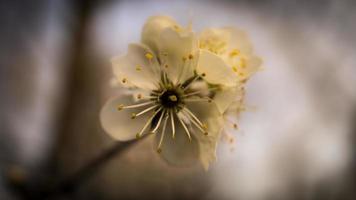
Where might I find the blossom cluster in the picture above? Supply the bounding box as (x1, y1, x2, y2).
(100, 16, 261, 170)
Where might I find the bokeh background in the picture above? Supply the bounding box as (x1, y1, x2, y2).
(1, 0, 356, 199)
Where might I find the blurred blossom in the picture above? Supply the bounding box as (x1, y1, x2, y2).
(100, 15, 260, 170)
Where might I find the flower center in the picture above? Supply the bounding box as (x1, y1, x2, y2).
(116, 74, 214, 153)
(159, 89, 181, 108)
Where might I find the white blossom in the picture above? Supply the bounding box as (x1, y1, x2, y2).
(100, 16, 261, 169)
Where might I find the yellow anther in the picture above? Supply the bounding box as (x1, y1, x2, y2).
(136, 133, 141, 139)
(117, 104, 124, 111)
(131, 113, 136, 119)
(164, 64, 169, 68)
(240, 79, 247, 84)
(238, 72, 245, 78)
(135, 65, 142, 71)
(233, 123, 238, 129)
(201, 73, 206, 77)
(229, 49, 240, 57)
(145, 53, 153, 60)
(202, 123, 208, 130)
(232, 66, 238, 72)
(204, 132, 209, 136)
(169, 95, 178, 102)
(166, 84, 173, 89)
(122, 78, 127, 83)
(188, 54, 194, 60)
(229, 137, 235, 144)
(137, 94, 142, 99)
(157, 148, 162, 153)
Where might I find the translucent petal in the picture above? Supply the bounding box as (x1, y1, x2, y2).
(112, 43, 160, 90)
(214, 86, 243, 114)
(196, 49, 237, 86)
(199, 27, 252, 55)
(141, 16, 180, 54)
(158, 28, 198, 84)
(185, 101, 224, 170)
(100, 95, 155, 141)
(154, 117, 200, 167)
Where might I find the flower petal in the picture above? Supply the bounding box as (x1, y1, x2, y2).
(158, 28, 198, 83)
(214, 86, 243, 114)
(100, 95, 155, 141)
(196, 49, 237, 86)
(185, 101, 224, 170)
(141, 16, 180, 54)
(154, 118, 200, 167)
(112, 43, 160, 90)
(199, 27, 252, 55)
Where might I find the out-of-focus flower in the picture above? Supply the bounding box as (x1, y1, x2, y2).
(100, 16, 261, 169)
(198, 27, 262, 147)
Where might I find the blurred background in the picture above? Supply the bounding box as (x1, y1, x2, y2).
(1, 0, 356, 199)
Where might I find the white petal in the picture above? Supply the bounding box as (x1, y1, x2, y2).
(185, 101, 224, 170)
(214, 86, 243, 114)
(158, 28, 198, 83)
(195, 117, 222, 170)
(199, 27, 252, 55)
(222, 27, 253, 54)
(100, 95, 155, 141)
(112, 43, 160, 90)
(141, 16, 180, 54)
(154, 118, 200, 167)
(197, 49, 237, 86)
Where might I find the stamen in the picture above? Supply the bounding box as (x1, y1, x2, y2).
(132, 105, 158, 118)
(117, 104, 124, 111)
(135, 65, 142, 71)
(150, 110, 166, 134)
(224, 117, 239, 130)
(182, 75, 199, 91)
(122, 78, 127, 83)
(137, 93, 142, 99)
(232, 66, 238, 72)
(183, 107, 205, 128)
(182, 110, 207, 135)
(145, 53, 153, 60)
(119, 101, 154, 110)
(176, 113, 192, 142)
(169, 95, 177, 102)
(157, 114, 169, 153)
(182, 90, 202, 97)
(229, 49, 240, 57)
(233, 123, 238, 129)
(136, 107, 162, 138)
(170, 109, 176, 139)
(184, 97, 213, 103)
(238, 72, 245, 78)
